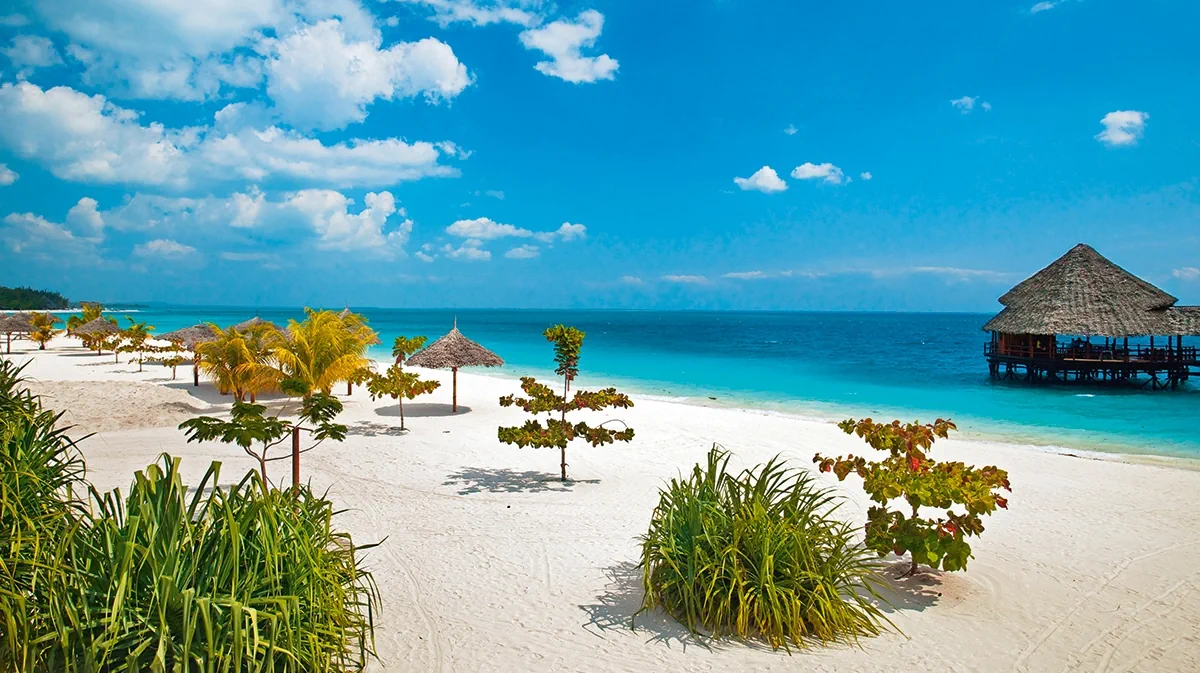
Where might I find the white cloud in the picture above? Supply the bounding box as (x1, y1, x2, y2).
(442, 239, 490, 261)
(518, 10, 618, 83)
(905, 266, 1012, 283)
(134, 238, 198, 257)
(1095, 110, 1149, 147)
(230, 187, 265, 227)
(285, 189, 411, 255)
(446, 216, 531, 239)
(0, 82, 460, 190)
(67, 197, 105, 241)
(505, 244, 540, 259)
(416, 250, 435, 262)
(950, 95, 991, 114)
(1173, 267, 1200, 281)
(619, 275, 643, 285)
(859, 171, 873, 181)
(0, 14, 30, 27)
(3, 35, 62, 76)
(791, 162, 845, 185)
(783, 124, 797, 136)
(1, 196, 107, 257)
(264, 20, 473, 131)
(1029, 1, 1064, 13)
(733, 166, 787, 193)
(402, 0, 541, 27)
(0, 164, 16, 186)
(534, 222, 586, 242)
(722, 270, 766, 280)
(662, 274, 707, 284)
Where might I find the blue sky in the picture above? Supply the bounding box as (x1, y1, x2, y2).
(0, 0, 1197, 311)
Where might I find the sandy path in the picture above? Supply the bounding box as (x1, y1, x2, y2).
(6, 337, 1200, 672)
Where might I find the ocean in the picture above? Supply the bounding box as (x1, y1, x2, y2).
(98, 307, 1200, 459)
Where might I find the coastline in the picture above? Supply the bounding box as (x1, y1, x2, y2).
(7, 336, 1200, 672)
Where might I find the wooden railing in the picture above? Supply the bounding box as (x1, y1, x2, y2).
(985, 342, 1199, 363)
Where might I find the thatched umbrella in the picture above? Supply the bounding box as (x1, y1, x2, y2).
(235, 316, 277, 331)
(72, 317, 120, 355)
(405, 321, 504, 412)
(0, 313, 33, 354)
(158, 323, 218, 387)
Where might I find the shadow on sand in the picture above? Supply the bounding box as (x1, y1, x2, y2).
(442, 467, 599, 495)
(375, 403, 472, 418)
(347, 421, 410, 438)
(871, 558, 948, 613)
(162, 381, 294, 410)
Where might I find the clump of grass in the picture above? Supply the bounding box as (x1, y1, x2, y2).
(637, 445, 890, 650)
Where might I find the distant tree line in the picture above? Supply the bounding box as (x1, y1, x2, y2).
(0, 286, 69, 310)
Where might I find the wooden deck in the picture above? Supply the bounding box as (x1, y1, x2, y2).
(984, 342, 1198, 389)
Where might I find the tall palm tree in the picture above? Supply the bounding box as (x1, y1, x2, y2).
(196, 325, 280, 402)
(28, 312, 61, 350)
(274, 309, 370, 398)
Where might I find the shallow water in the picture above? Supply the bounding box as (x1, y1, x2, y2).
(100, 307, 1200, 459)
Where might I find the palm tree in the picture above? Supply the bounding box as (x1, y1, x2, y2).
(119, 317, 155, 371)
(273, 309, 370, 399)
(66, 303, 118, 353)
(28, 312, 61, 350)
(196, 325, 280, 402)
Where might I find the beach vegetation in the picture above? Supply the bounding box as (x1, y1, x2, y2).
(638, 445, 889, 650)
(180, 395, 347, 487)
(275, 308, 373, 398)
(156, 351, 191, 380)
(66, 303, 117, 353)
(366, 337, 439, 431)
(28, 312, 62, 350)
(117, 316, 155, 371)
(497, 325, 633, 481)
(197, 323, 281, 402)
(814, 418, 1011, 576)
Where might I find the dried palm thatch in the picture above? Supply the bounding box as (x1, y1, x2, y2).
(0, 313, 34, 354)
(405, 324, 504, 412)
(158, 323, 218, 350)
(72, 316, 120, 337)
(983, 244, 1200, 337)
(234, 316, 278, 331)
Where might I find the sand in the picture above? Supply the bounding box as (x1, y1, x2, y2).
(7, 335, 1200, 672)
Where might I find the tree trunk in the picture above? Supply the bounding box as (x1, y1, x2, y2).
(347, 380, 352, 396)
(452, 367, 458, 412)
(259, 455, 268, 485)
(113, 350, 119, 364)
(399, 398, 406, 431)
(171, 366, 177, 380)
(250, 392, 257, 403)
(193, 360, 199, 387)
(560, 374, 569, 481)
(5, 333, 9, 354)
(138, 354, 143, 372)
(292, 425, 301, 491)
(39, 341, 45, 351)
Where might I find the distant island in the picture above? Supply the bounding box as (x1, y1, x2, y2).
(0, 286, 70, 310)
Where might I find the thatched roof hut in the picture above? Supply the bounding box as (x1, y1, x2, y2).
(234, 316, 277, 331)
(406, 324, 504, 412)
(158, 323, 218, 350)
(983, 244, 1200, 337)
(72, 317, 120, 337)
(0, 313, 34, 354)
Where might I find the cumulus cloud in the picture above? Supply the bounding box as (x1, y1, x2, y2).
(791, 162, 845, 185)
(619, 275, 643, 285)
(722, 270, 766, 280)
(534, 222, 586, 242)
(505, 243, 539, 259)
(133, 238, 198, 257)
(2, 197, 108, 257)
(0, 164, 16, 186)
(3, 35, 62, 76)
(284, 189, 412, 255)
(1095, 110, 1149, 147)
(446, 217, 531, 239)
(859, 171, 873, 181)
(442, 239, 490, 261)
(519, 10, 618, 83)
(264, 20, 473, 131)
(662, 274, 707, 284)
(733, 166, 787, 193)
(950, 95, 991, 114)
(402, 0, 541, 27)
(1173, 267, 1200, 281)
(783, 124, 797, 136)
(1029, 1, 1065, 13)
(0, 82, 461, 190)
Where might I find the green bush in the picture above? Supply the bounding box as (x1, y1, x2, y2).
(0, 359, 381, 672)
(638, 445, 890, 650)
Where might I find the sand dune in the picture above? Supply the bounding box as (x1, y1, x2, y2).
(7, 336, 1200, 672)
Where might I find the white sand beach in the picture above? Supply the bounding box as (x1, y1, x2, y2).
(8, 336, 1200, 672)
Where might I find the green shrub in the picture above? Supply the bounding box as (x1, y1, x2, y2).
(638, 445, 889, 650)
(0, 359, 381, 672)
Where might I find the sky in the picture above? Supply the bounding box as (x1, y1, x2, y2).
(0, 0, 1197, 311)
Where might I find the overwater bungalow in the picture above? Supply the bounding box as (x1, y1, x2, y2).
(983, 244, 1200, 389)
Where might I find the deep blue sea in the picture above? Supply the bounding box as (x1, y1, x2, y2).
(100, 307, 1200, 459)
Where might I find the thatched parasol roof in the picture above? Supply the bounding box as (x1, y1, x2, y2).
(234, 316, 277, 331)
(0, 313, 34, 333)
(72, 317, 120, 337)
(983, 244, 1200, 337)
(158, 323, 218, 350)
(406, 327, 504, 369)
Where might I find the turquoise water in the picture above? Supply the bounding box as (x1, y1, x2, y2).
(98, 307, 1200, 459)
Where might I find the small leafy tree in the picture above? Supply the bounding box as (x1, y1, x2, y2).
(179, 394, 347, 488)
(498, 325, 634, 481)
(118, 317, 155, 371)
(814, 418, 1011, 576)
(158, 352, 191, 380)
(28, 312, 62, 350)
(66, 303, 116, 353)
(365, 336, 439, 431)
(100, 332, 124, 363)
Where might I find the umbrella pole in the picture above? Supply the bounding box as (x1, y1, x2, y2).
(452, 367, 458, 412)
